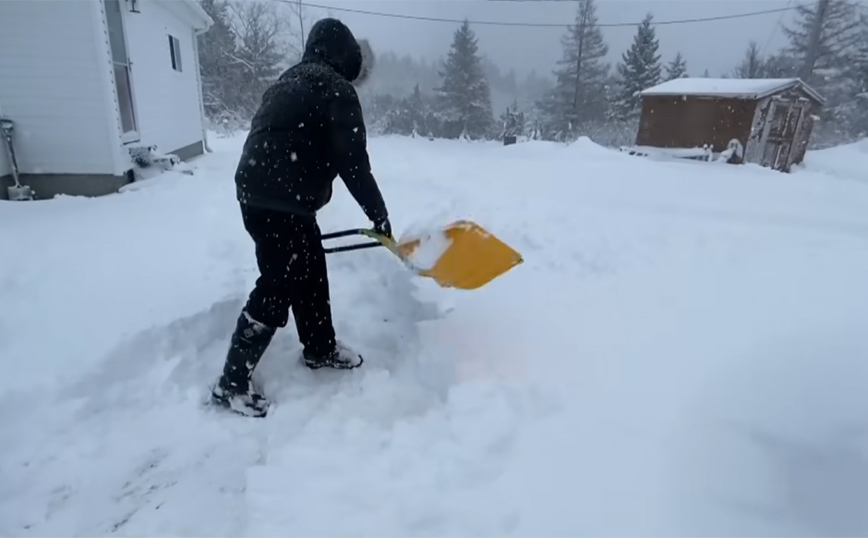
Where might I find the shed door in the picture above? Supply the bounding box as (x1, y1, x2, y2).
(761, 100, 805, 172)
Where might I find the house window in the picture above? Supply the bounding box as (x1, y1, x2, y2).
(169, 35, 182, 72)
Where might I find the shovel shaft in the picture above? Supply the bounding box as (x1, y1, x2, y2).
(321, 228, 386, 254)
(321, 229, 371, 240)
(323, 242, 384, 254)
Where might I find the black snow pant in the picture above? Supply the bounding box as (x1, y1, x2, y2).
(239, 203, 336, 359)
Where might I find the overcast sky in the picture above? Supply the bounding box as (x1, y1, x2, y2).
(297, 0, 823, 79)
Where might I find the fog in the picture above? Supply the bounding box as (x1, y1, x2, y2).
(201, 0, 868, 149)
(302, 0, 799, 78)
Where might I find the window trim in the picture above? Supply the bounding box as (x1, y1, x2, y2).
(169, 35, 182, 72)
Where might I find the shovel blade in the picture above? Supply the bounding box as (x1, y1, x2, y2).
(396, 220, 523, 290)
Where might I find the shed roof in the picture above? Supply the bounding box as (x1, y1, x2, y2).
(639, 77, 824, 103)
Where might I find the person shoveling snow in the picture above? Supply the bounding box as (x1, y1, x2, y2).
(211, 18, 524, 418)
(211, 18, 391, 418)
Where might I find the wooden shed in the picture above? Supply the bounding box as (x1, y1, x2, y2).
(634, 78, 824, 172)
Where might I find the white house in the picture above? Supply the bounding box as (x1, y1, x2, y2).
(0, 0, 213, 200)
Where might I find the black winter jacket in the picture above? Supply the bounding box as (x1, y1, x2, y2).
(234, 18, 388, 224)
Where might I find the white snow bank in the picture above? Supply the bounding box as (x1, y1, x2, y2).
(800, 137, 868, 183)
(568, 135, 626, 158)
(3, 132, 868, 536)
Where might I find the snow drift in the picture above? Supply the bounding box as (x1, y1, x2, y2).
(2, 132, 868, 537)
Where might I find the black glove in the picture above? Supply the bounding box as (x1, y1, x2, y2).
(373, 217, 392, 239)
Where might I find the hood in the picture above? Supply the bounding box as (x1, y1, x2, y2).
(302, 18, 374, 85)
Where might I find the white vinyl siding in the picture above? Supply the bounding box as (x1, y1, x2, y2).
(0, 0, 117, 176)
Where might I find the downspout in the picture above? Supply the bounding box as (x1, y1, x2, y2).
(192, 26, 212, 153)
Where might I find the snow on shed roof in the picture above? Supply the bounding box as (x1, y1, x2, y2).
(640, 77, 824, 103)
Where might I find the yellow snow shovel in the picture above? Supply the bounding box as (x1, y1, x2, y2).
(322, 220, 523, 290)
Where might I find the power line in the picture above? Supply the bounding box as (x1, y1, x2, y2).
(761, 0, 793, 56)
(295, 1, 807, 28)
(481, 0, 604, 2)
(490, 0, 865, 6)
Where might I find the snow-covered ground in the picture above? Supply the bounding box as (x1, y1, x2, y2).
(2, 133, 868, 537)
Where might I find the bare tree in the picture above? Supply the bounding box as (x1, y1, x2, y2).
(732, 41, 765, 78)
(286, 0, 311, 55)
(541, 0, 610, 137)
(227, 1, 287, 114)
(197, 0, 252, 131)
(227, 1, 284, 74)
(269, 0, 316, 59)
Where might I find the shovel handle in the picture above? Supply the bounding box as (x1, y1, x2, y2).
(321, 228, 372, 240)
(323, 242, 383, 254)
(321, 228, 392, 254)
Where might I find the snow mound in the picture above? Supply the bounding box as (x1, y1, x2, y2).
(800, 138, 868, 182)
(569, 135, 619, 157)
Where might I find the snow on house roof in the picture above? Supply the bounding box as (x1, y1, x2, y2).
(180, 0, 214, 31)
(639, 77, 824, 103)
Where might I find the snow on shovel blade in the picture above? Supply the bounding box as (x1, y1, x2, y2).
(394, 220, 523, 290)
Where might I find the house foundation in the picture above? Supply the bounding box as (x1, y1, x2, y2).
(0, 140, 205, 200)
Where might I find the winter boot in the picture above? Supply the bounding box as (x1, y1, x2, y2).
(211, 311, 276, 417)
(303, 340, 364, 370)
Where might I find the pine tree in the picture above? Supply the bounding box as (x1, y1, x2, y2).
(702, 68, 711, 78)
(499, 99, 525, 142)
(732, 41, 764, 78)
(840, 13, 868, 136)
(857, 15, 868, 92)
(434, 20, 495, 139)
(611, 14, 662, 120)
(544, 0, 610, 135)
(782, 0, 862, 142)
(783, 0, 860, 83)
(758, 53, 799, 78)
(407, 83, 430, 136)
(664, 52, 688, 80)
